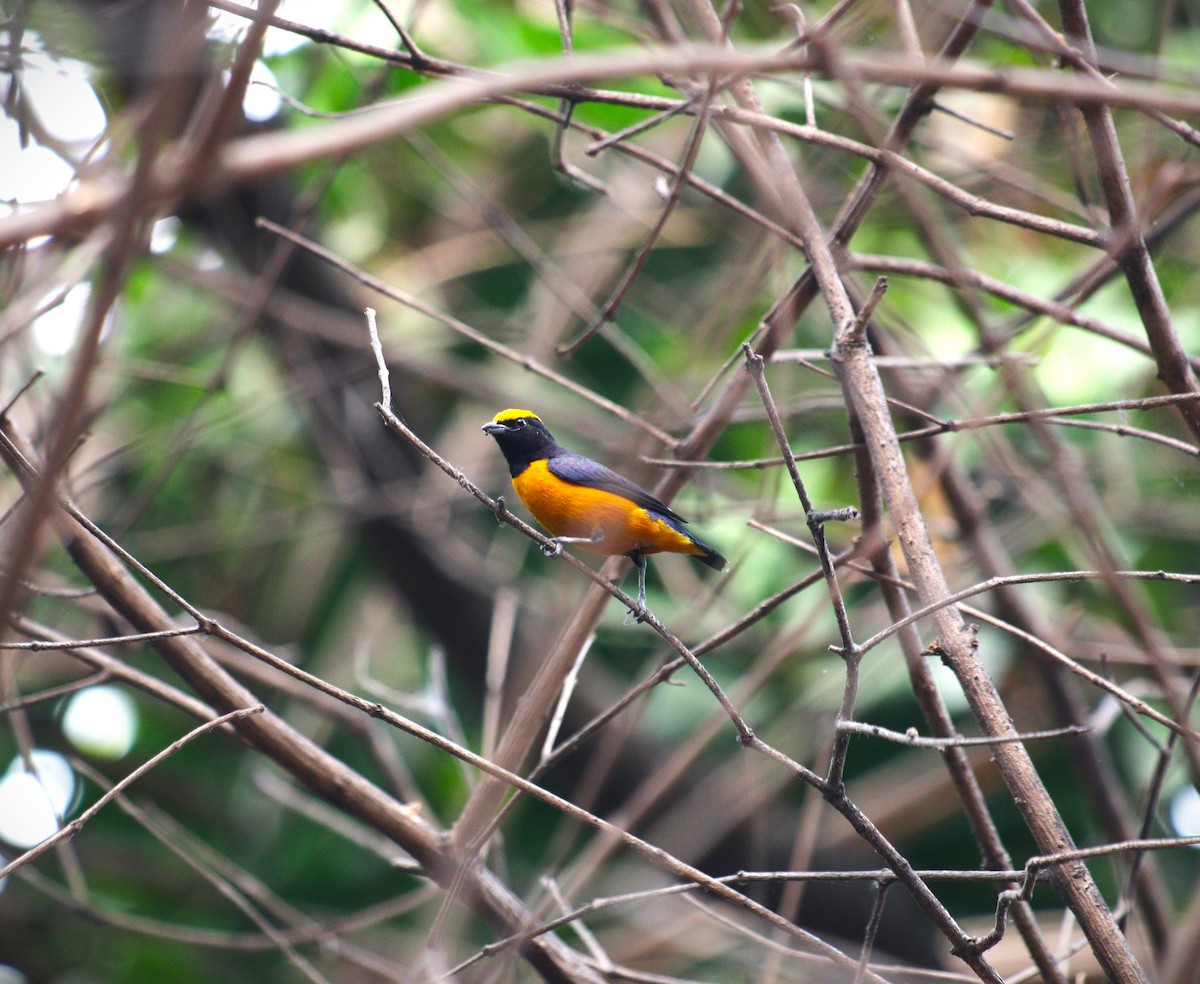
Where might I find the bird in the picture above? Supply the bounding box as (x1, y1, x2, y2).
(482, 408, 726, 622)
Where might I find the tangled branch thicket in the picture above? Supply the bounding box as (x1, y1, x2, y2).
(3, 0, 1200, 981)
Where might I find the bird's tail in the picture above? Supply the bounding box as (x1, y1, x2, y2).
(690, 538, 727, 571)
(657, 513, 726, 570)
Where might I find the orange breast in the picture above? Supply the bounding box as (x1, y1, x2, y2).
(512, 459, 702, 558)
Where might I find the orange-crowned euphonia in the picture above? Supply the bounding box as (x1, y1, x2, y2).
(482, 408, 726, 621)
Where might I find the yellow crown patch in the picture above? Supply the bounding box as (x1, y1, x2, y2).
(493, 408, 541, 423)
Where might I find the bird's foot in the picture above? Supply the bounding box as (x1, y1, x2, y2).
(541, 539, 564, 558)
(626, 603, 650, 624)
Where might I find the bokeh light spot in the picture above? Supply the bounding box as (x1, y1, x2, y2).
(0, 751, 75, 849)
(63, 686, 138, 760)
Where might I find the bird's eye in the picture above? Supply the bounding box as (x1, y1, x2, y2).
(514, 419, 527, 428)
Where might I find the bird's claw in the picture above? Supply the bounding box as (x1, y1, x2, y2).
(541, 539, 564, 558)
(628, 603, 650, 624)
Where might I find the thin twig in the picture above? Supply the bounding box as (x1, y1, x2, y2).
(364, 307, 390, 410)
(743, 343, 860, 791)
(837, 720, 1092, 749)
(1, 626, 202, 651)
(855, 880, 891, 984)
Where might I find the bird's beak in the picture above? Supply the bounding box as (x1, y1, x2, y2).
(481, 421, 505, 435)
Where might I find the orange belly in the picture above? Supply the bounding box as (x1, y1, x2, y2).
(512, 459, 701, 557)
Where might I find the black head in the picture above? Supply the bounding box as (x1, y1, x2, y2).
(482, 409, 561, 475)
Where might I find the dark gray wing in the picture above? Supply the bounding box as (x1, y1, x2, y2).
(547, 453, 687, 524)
